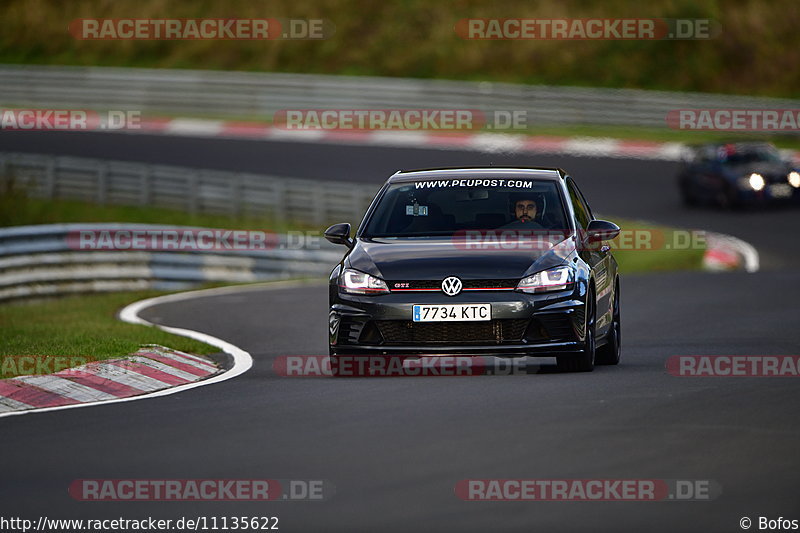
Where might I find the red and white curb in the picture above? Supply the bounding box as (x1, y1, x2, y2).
(703, 232, 760, 272)
(0, 345, 218, 414)
(126, 116, 800, 164)
(0, 283, 279, 418)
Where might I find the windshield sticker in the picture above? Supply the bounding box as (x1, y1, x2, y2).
(406, 204, 429, 216)
(415, 179, 534, 189)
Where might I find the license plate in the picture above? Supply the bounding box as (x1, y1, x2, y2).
(769, 184, 792, 198)
(412, 304, 491, 322)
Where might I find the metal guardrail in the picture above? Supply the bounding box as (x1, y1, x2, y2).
(0, 223, 344, 301)
(0, 151, 364, 301)
(0, 152, 378, 226)
(1, 64, 799, 129)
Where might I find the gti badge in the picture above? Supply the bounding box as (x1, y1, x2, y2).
(441, 276, 462, 296)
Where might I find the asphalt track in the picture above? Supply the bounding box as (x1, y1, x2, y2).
(1, 131, 799, 532)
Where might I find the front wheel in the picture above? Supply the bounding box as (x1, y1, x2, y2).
(596, 281, 621, 366)
(556, 293, 595, 373)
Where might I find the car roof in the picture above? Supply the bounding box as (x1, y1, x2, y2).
(387, 167, 565, 183)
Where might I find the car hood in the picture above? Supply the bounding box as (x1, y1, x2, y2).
(346, 236, 575, 281)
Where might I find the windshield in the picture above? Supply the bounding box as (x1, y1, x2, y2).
(718, 144, 782, 164)
(361, 178, 570, 238)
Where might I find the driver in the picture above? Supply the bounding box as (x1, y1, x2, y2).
(502, 194, 544, 229)
(514, 197, 538, 223)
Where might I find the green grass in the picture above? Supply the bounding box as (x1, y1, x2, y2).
(616, 245, 705, 274)
(0, 190, 320, 232)
(1, 0, 798, 98)
(603, 216, 706, 274)
(0, 290, 218, 378)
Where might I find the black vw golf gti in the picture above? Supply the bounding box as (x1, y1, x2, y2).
(324, 168, 621, 373)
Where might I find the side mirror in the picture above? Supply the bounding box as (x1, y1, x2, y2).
(324, 223, 353, 248)
(586, 220, 620, 243)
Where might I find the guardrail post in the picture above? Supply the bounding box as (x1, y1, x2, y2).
(311, 184, 325, 227)
(188, 172, 199, 215)
(362, 189, 373, 214)
(273, 179, 287, 222)
(351, 190, 363, 222)
(44, 156, 56, 199)
(140, 165, 151, 205)
(0, 154, 6, 190)
(96, 162, 108, 205)
(230, 173, 242, 218)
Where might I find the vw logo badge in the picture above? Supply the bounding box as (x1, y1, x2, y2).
(441, 276, 462, 296)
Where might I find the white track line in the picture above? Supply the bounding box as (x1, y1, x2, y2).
(0, 280, 320, 419)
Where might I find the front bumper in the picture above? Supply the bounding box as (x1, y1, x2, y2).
(735, 182, 800, 204)
(329, 286, 587, 357)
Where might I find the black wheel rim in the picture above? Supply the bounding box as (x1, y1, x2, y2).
(588, 297, 596, 365)
(612, 290, 621, 360)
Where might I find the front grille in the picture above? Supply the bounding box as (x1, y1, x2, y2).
(765, 173, 789, 184)
(375, 319, 529, 345)
(463, 279, 518, 289)
(388, 279, 518, 291)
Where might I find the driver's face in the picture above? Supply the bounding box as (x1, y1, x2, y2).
(515, 200, 537, 222)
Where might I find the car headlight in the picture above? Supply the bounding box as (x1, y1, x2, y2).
(788, 171, 800, 188)
(748, 173, 766, 191)
(516, 266, 574, 293)
(339, 268, 389, 295)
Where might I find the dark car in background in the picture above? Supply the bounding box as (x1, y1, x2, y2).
(678, 142, 800, 208)
(324, 167, 621, 373)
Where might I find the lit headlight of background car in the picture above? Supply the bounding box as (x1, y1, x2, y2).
(739, 172, 766, 191)
(788, 171, 800, 188)
(515, 266, 575, 293)
(339, 268, 390, 295)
